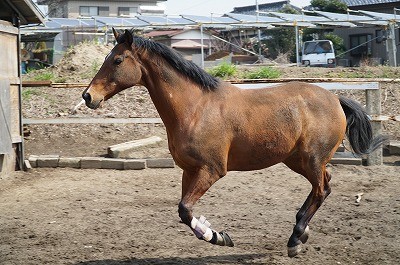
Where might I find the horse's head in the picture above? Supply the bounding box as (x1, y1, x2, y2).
(82, 28, 142, 109)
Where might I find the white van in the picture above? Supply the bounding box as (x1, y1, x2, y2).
(301, 40, 336, 67)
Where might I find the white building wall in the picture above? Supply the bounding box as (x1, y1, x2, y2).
(67, 1, 154, 18)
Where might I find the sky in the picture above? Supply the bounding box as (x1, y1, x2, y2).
(162, 0, 312, 16)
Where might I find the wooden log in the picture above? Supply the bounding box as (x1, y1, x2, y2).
(52, 83, 88, 88)
(22, 80, 52, 87)
(107, 136, 163, 158)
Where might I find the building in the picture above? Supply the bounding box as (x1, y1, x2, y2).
(334, 0, 400, 66)
(342, 0, 400, 13)
(0, 0, 44, 176)
(145, 29, 213, 60)
(231, 0, 300, 15)
(36, 0, 166, 18)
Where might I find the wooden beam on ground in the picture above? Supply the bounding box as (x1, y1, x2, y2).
(52, 83, 88, 88)
(108, 136, 163, 158)
(22, 80, 52, 87)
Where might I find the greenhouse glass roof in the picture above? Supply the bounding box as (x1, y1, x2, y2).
(21, 9, 400, 32)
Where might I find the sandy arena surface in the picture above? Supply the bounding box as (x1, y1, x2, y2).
(1, 164, 399, 265)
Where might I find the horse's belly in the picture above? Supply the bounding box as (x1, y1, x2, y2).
(227, 143, 292, 171)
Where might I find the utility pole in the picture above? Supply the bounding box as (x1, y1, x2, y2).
(386, 22, 397, 66)
(256, 0, 262, 61)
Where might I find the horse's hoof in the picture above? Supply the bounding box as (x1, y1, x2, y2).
(220, 231, 234, 247)
(288, 245, 302, 258)
(299, 225, 310, 244)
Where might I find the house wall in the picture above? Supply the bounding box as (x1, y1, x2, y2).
(171, 30, 208, 40)
(0, 20, 22, 176)
(334, 26, 400, 66)
(64, 0, 158, 18)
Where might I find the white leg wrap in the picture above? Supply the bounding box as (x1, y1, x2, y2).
(190, 216, 213, 241)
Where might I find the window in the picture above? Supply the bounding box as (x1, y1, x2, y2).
(303, 41, 333, 55)
(80, 6, 97, 16)
(118, 7, 138, 16)
(376, 29, 386, 43)
(98, 6, 109, 16)
(79, 6, 109, 17)
(350, 34, 372, 56)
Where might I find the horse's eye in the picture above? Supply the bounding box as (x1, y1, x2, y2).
(114, 58, 123, 65)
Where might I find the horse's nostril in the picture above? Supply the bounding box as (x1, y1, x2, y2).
(82, 93, 91, 103)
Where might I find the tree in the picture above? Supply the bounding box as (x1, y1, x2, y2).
(310, 0, 348, 13)
(323, 33, 346, 57)
(260, 5, 300, 61)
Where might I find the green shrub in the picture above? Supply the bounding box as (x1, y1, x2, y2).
(32, 71, 54, 81)
(207, 62, 237, 79)
(243, 67, 281, 79)
(22, 88, 42, 100)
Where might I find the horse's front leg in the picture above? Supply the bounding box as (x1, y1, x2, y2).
(178, 169, 234, 247)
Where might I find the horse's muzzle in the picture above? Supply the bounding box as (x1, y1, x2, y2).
(82, 92, 102, 109)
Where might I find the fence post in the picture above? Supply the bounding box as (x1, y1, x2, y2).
(365, 86, 382, 165)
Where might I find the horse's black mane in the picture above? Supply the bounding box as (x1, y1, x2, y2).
(130, 34, 220, 91)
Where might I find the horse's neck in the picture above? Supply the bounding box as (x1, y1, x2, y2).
(139, 58, 203, 130)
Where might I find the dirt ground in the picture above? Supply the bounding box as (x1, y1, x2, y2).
(1, 164, 399, 265)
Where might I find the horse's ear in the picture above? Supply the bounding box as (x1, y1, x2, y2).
(124, 29, 133, 47)
(112, 27, 120, 41)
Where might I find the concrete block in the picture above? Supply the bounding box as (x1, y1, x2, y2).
(330, 152, 362, 165)
(101, 158, 125, 170)
(330, 157, 362, 165)
(37, 155, 60, 168)
(80, 157, 103, 169)
(146, 158, 175, 168)
(24, 160, 33, 171)
(28, 155, 39, 168)
(389, 141, 400, 155)
(108, 136, 163, 158)
(124, 159, 146, 170)
(58, 157, 81, 168)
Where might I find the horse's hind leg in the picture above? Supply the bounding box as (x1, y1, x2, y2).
(178, 169, 234, 247)
(284, 157, 332, 257)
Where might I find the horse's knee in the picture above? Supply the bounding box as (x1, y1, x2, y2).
(178, 201, 192, 226)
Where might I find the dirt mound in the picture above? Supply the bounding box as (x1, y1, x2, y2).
(26, 41, 113, 83)
(55, 42, 113, 83)
(205, 50, 231, 61)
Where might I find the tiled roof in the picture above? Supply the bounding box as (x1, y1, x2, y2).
(231, 0, 300, 15)
(341, 0, 400, 6)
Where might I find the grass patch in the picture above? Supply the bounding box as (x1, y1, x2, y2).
(22, 88, 43, 100)
(32, 71, 54, 81)
(243, 66, 281, 79)
(207, 62, 237, 79)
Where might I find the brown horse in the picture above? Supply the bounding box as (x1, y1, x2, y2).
(82, 29, 384, 257)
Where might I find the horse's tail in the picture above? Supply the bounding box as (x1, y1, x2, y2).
(339, 96, 387, 155)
